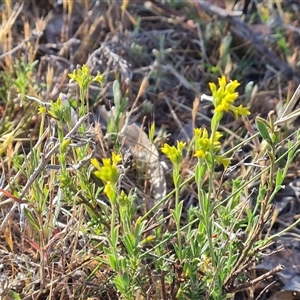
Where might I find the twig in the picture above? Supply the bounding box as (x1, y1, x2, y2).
(227, 265, 284, 293)
(0, 31, 43, 60)
(255, 280, 277, 300)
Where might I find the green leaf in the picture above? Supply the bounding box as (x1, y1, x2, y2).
(114, 275, 127, 294)
(149, 122, 156, 142)
(103, 246, 111, 255)
(195, 162, 206, 185)
(24, 208, 40, 231)
(171, 208, 178, 223)
(276, 169, 283, 187)
(108, 254, 118, 271)
(111, 226, 119, 248)
(120, 257, 127, 271)
(120, 97, 127, 112)
(134, 218, 146, 238)
(177, 200, 183, 217)
(256, 116, 272, 129)
(205, 152, 214, 170)
(256, 117, 272, 144)
(60, 139, 71, 153)
(171, 201, 183, 223)
(123, 233, 135, 255)
(7, 290, 21, 300)
(244, 81, 255, 103)
(172, 242, 181, 259)
(267, 150, 275, 161)
(69, 99, 78, 108)
(113, 80, 121, 108)
(201, 190, 210, 215)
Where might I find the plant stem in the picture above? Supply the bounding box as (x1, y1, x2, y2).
(111, 203, 116, 240)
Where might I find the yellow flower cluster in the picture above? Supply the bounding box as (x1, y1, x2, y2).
(192, 128, 230, 167)
(91, 153, 122, 203)
(193, 128, 221, 159)
(209, 76, 250, 118)
(161, 141, 186, 167)
(161, 76, 247, 169)
(69, 64, 103, 90)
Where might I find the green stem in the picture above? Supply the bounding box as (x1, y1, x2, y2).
(174, 179, 182, 259)
(37, 111, 46, 157)
(208, 126, 217, 269)
(141, 175, 195, 222)
(111, 202, 116, 240)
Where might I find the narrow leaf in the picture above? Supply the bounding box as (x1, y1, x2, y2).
(113, 80, 121, 107)
(256, 117, 272, 144)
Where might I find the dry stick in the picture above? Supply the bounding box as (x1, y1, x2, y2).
(230, 264, 284, 294)
(0, 3, 23, 41)
(0, 32, 42, 60)
(233, 241, 278, 276)
(128, 75, 148, 119)
(255, 280, 277, 300)
(281, 84, 300, 116)
(21, 255, 96, 300)
(153, 62, 201, 96)
(224, 201, 274, 291)
(0, 113, 90, 233)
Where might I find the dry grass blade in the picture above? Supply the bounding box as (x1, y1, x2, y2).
(275, 84, 300, 126)
(0, 3, 23, 41)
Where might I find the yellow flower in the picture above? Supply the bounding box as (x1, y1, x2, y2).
(161, 141, 186, 167)
(91, 154, 121, 185)
(194, 149, 206, 159)
(213, 131, 222, 148)
(69, 64, 103, 89)
(230, 104, 251, 119)
(38, 106, 47, 114)
(215, 156, 231, 168)
(193, 128, 222, 158)
(91, 154, 121, 203)
(90, 157, 101, 170)
(111, 152, 122, 166)
(104, 181, 116, 203)
(209, 76, 250, 118)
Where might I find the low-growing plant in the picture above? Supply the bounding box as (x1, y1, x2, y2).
(3, 65, 300, 300)
(0, 54, 40, 101)
(89, 75, 300, 299)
